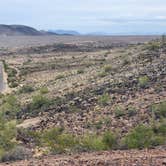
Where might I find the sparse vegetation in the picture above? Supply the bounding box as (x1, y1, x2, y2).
(123, 124, 165, 149)
(138, 75, 149, 88)
(40, 87, 49, 94)
(19, 85, 34, 94)
(114, 106, 125, 118)
(98, 93, 110, 106)
(0, 36, 165, 164)
(151, 101, 166, 118)
(77, 69, 84, 74)
(103, 65, 112, 73)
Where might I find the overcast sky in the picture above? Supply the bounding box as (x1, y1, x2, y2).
(1, 0, 166, 34)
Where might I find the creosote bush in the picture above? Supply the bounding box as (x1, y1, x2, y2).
(138, 76, 149, 88)
(77, 69, 84, 74)
(31, 95, 51, 110)
(102, 131, 117, 149)
(151, 101, 166, 118)
(122, 124, 165, 149)
(0, 95, 20, 119)
(114, 106, 125, 118)
(40, 87, 49, 94)
(104, 65, 112, 73)
(19, 85, 34, 94)
(98, 93, 110, 106)
(0, 115, 17, 161)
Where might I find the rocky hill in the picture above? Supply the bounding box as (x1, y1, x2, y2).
(0, 37, 165, 165)
(0, 24, 43, 36)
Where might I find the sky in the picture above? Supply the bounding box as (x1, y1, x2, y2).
(0, 0, 166, 34)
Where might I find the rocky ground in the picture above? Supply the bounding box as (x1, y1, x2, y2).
(2, 148, 166, 166)
(0, 36, 165, 165)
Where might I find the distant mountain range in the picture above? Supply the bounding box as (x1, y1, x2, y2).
(48, 30, 80, 35)
(0, 24, 81, 36)
(0, 24, 162, 36)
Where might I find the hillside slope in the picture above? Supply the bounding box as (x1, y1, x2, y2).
(0, 37, 165, 165)
(0, 24, 42, 36)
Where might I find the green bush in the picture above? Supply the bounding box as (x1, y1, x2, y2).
(77, 69, 84, 74)
(40, 87, 49, 94)
(19, 85, 34, 94)
(56, 74, 65, 80)
(123, 125, 153, 149)
(98, 93, 110, 106)
(98, 71, 107, 78)
(31, 95, 51, 110)
(7, 68, 17, 78)
(152, 120, 166, 136)
(104, 65, 112, 73)
(102, 131, 117, 149)
(0, 95, 20, 119)
(127, 107, 137, 117)
(40, 128, 77, 154)
(151, 101, 166, 118)
(114, 106, 125, 118)
(0, 119, 17, 161)
(123, 124, 165, 149)
(138, 76, 149, 88)
(80, 134, 106, 151)
(1, 146, 32, 162)
(146, 42, 160, 51)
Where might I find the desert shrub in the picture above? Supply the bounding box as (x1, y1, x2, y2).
(151, 101, 166, 118)
(98, 93, 110, 106)
(93, 121, 103, 130)
(31, 95, 51, 110)
(40, 128, 77, 154)
(127, 107, 137, 117)
(50, 64, 56, 70)
(102, 131, 117, 149)
(0, 119, 17, 161)
(152, 120, 166, 136)
(123, 125, 153, 149)
(19, 85, 34, 94)
(123, 125, 165, 149)
(7, 68, 17, 78)
(5, 66, 19, 88)
(104, 65, 112, 73)
(10, 82, 19, 88)
(138, 76, 149, 88)
(40, 87, 49, 94)
(98, 71, 107, 78)
(122, 57, 130, 65)
(56, 74, 65, 80)
(79, 134, 106, 151)
(77, 69, 84, 74)
(147, 42, 160, 51)
(1, 146, 32, 162)
(114, 106, 125, 118)
(0, 95, 20, 119)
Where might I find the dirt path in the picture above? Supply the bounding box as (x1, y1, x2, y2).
(1, 149, 166, 166)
